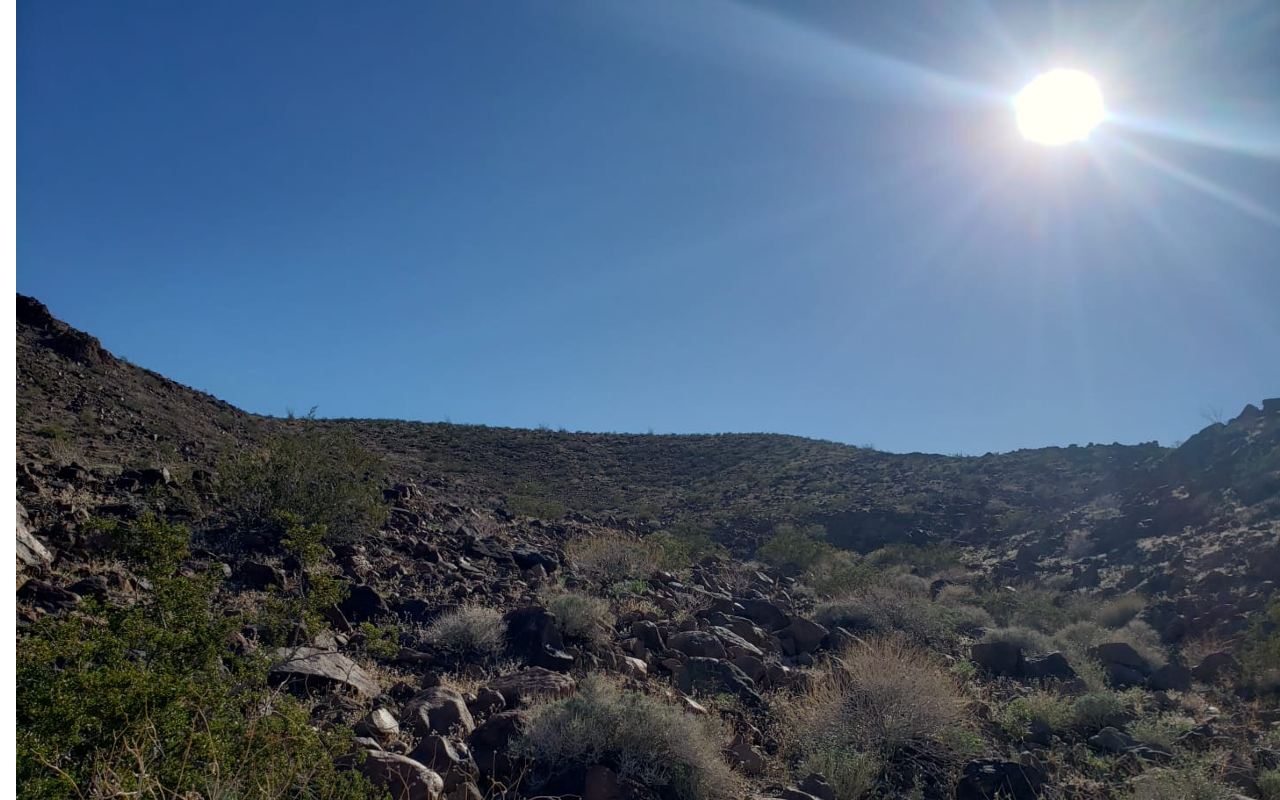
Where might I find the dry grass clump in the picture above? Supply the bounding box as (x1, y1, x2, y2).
(565, 533, 657, 585)
(1127, 762, 1239, 800)
(1094, 594, 1146, 628)
(998, 690, 1071, 740)
(787, 637, 969, 761)
(543, 589, 615, 645)
(813, 584, 953, 646)
(422, 605, 506, 661)
(980, 626, 1055, 655)
(514, 674, 741, 800)
(1054, 619, 1167, 668)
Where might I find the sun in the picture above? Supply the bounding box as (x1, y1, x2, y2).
(1014, 69, 1106, 146)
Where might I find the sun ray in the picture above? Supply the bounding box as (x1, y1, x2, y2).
(1108, 134, 1280, 229)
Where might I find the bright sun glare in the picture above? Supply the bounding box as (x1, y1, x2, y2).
(1014, 69, 1106, 146)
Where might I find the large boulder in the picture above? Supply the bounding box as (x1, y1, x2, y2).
(954, 759, 1045, 800)
(668, 630, 727, 659)
(405, 687, 475, 737)
(16, 503, 52, 570)
(467, 710, 528, 779)
(1024, 651, 1076, 681)
(488, 668, 576, 707)
(778, 618, 829, 656)
(1191, 652, 1242, 684)
(269, 647, 379, 697)
(675, 657, 762, 705)
(971, 641, 1023, 677)
(737, 598, 790, 631)
(338, 584, 390, 624)
(356, 751, 444, 800)
(504, 607, 574, 671)
(1149, 662, 1193, 692)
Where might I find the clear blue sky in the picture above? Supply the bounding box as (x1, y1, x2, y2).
(18, 1, 1280, 454)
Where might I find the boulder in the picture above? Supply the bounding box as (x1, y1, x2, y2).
(630, 620, 665, 652)
(269, 647, 380, 697)
(504, 607, 574, 671)
(1148, 662, 1193, 692)
(954, 759, 1045, 800)
(338, 584, 390, 624)
(1089, 726, 1136, 753)
(971, 641, 1023, 677)
(16, 504, 52, 569)
(1088, 643, 1152, 673)
(467, 710, 528, 778)
(356, 751, 444, 800)
(779, 618, 829, 656)
(488, 668, 576, 706)
(675, 657, 762, 705)
(406, 687, 475, 737)
(1024, 651, 1076, 681)
(737, 598, 790, 631)
(237, 560, 286, 590)
(1192, 652, 1242, 684)
(410, 734, 476, 787)
(797, 773, 837, 800)
(668, 630, 727, 659)
(17, 579, 81, 612)
(356, 708, 401, 741)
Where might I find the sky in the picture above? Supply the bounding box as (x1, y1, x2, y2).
(17, 0, 1280, 455)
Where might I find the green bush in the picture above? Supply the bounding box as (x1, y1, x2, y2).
(801, 747, 880, 800)
(1127, 762, 1238, 800)
(1258, 767, 1280, 800)
(1070, 691, 1129, 733)
(999, 691, 1071, 740)
(757, 523, 831, 574)
(1240, 598, 1280, 696)
(1129, 712, 1195, 751)
(647, 522, 725, 570)
(218, 425, 387, 542)
(514, 674, 741, 800)
(17, 516, 375, 800)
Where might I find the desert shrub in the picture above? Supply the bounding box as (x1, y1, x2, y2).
(1094, 594, 1146, 628)
(803, 551, 876, 596)
(981, 626, 1055, 655)
(423, 606, 506, 661)
(544, 590, 614, 645)
(863, 543, 961, 575)
(1071, 691, 1129, 733)
(507, 481, 568, 519)
(999, 691, 1071, 740)
(788, 637, 969, 761)
(977, 585, 1084, 632)
(1239, 598, 1280, 696)
(757, 523, 831, 574)
(1130, 712, 1195, 751)
(1258, 768, 1280, 800)
(566, 533, 657, 586)
(935, 583, 978, 607)
(801, 747, 880, 800)
(1054, 619, 1167, 669)
(17, 517, 374, 800)
(1127, 762, 1238, 800)
(358, 621, 402, 660)
(514, 674, 741, 800)
(814, 584, 953, 646)
(944, 605, 995, 635)
(646, 521, 726, 570)
(87, 512, 190, 580)
(218, 425, 387, 543)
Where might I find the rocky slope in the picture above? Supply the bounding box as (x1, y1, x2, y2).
(15, 293, 1280, 800)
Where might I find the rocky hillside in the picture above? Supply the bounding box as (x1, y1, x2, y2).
(15, 293, 1280, 800)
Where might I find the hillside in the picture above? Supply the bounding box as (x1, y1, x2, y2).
(15, 293, 1280, 800)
